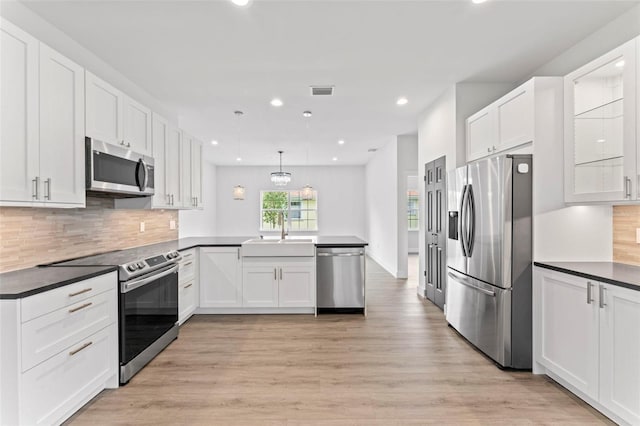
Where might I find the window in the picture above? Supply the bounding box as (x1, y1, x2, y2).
(260, 190, 318, 232)
(407, 190, 419, 230)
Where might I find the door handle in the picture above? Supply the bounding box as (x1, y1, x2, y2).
(586, 281, 594, 304)
(624, 176, 632, 199)
(599, 285, 607, 309)
(274, 268, 277, 280)
(466, 185, 475, 256)
(447, 271, 495, 297)
(32, 177, 40, 200)
(44, 178, 51, 200)
(279, 268, 283, 280)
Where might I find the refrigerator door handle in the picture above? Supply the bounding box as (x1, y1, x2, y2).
(459, 184, 468, 257)
(466, 184, 475, 256)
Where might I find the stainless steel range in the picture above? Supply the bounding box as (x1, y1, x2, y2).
(54, 246, 182, 384)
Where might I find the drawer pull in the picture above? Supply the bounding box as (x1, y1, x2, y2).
(183, 261, 193, 267)
(68, 302, 92, 313)
(183, 253, 193, 258)
(69, 341, 93, 356)
(184, 283, 193, 289)
(68, 288, 92, 297)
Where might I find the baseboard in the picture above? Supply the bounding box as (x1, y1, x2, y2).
(195, 307, 315, 315)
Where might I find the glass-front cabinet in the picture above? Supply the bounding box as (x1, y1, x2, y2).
(564, 38, 637, 203)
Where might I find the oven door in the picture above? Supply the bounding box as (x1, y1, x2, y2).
(87, 138, 155, 196)
(119, 264, 178, 366)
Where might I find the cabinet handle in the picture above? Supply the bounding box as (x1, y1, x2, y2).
(44, 178, 51, 200)
(237, 249, 240, 260)
(69, 287, 92, 297)
(120, 140, 125, 146)
(68, 302, 92, 313)
(184, 261, 193, 267)
(492, 146, 496, 151)
(69, 341, 93, 356)
(274, 268, 277, 280)
(279, 268, 282, 280)
(184, 283, 193, 289)
(599, 285, 607, 309)
(586, 281, 594, 304)
(32, 177, 39, 199)
(171, 194, 174, 206)
(624, 176, 632, 199)
(183, 252, 193, 258)
(487, 148, 491, 153)
(127, 142, 131, 148)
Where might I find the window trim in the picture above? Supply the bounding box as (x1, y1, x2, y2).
(407, 190, 419, 231)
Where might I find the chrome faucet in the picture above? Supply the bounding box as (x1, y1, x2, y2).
(278, 211, 287, 240)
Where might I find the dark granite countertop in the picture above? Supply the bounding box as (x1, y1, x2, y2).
(534, 262, 640, 292)
(0, 265, 117, 299)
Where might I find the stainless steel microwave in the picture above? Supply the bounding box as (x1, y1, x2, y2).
(86, 137, 155, 197)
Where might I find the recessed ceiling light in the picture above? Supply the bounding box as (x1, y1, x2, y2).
(472, 0, 487, 3)
(615, 60, 625, 68)
(211, 140, 219, 146)
(236, 157, 242, 162)
(396, 97, 408, 106)
(332, 157, 338, 162)
(338, 140, 345, 145)
(596, 139, 606, 143)
(231, 0, 250, 6)
(270, 98, 283, 107)
(303, 111, 312, 118)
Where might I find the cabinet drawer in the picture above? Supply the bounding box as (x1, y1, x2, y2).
(179, 258, 196, 283)
(21, 272, 116, 323)
(20, 326, 116, 425)
(178, 279, 196, 325)
(21, 289, 116, 371)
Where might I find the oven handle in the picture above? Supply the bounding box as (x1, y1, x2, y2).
(121, 264, 178, 293)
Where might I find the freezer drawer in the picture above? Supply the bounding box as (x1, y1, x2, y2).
(316, 247, 365, 310)
(446, 268, 511, 367)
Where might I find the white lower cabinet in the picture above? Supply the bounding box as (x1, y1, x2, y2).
(534, 267, 640, 425)
(242, 257, 316, 309)
(0, 272, 119, 425)
(200, 247, 243, 308)
(178, 248, 198, 324)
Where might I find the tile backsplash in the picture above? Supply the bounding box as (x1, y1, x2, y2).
(0, 197, 178, 272)
(613, 205, 640, 267)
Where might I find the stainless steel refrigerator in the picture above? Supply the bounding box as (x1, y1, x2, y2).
(445, 154, 532, 369)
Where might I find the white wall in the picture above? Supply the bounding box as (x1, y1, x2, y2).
(397, 135, 419, 277)
(215, 165, 366, 238)
(365, 138, 399, 277)
(179, 162, 217, 238)
(0, 2, 179, 123)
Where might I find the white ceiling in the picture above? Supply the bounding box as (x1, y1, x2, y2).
(21, 0, 637, 166)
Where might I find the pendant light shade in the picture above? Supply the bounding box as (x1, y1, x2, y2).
(233, 185, 245, 200)
(301, 184, 314, 199)
(270, 151, 291, 186)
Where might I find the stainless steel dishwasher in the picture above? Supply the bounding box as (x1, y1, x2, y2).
(316, 247, 365, 314)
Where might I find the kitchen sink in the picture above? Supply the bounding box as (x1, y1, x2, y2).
(241, 238, 315, 257)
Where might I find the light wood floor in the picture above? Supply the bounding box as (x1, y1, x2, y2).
(67, 256, 611, 425)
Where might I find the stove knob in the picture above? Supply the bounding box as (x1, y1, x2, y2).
(167, 253, 173, 259)
(127, 264, 138, 272)
(137, 262, 145, 269)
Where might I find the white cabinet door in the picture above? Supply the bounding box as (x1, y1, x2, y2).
(243, 265, 278, 308)
(599, 283, 640, 425)
(181, 132, 193, 208)
(178, 280, 197, 325)
(466, 107, 496, 162)
(564, 39, 637, 203)
(191, 138, 203, 209)
(39, 44, 85, 206)
(200, 247, 242, 308)
(537, 270, 599, 400)
(151, 113, 170, 208)
(85, 71, 124, 146)
(0, 19, 39, 204)
(166, 126, 183, 208)
(496, 81, 534, 151)
(278, 264, 315, 308)
(123, 95, 151, 155)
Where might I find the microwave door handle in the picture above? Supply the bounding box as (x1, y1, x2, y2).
(141, 159, 149, 191)
(135, 159, 145, 191)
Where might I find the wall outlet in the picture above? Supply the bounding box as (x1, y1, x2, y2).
(169, 220, 176, 230)
(139, 222, 145, 232)
(636, 228, 640, 244)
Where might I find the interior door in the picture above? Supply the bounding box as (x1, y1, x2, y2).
(424, 156, 446, 310)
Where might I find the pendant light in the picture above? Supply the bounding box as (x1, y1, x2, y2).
(301, 110, 314, 199)
(233, 185, 245, 200)
(270, 151, 291, 186)
(232, 110, 245, 199)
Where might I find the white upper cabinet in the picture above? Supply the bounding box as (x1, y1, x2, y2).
(39, 44, 85, 206)
(167, 126, 183, 208)
(181, 132, 193, 208)
(0, 19, 39, 204)
(191, 138, 203, 209)
(85, 71, 124, 146)
(1, 20, 84, 207)
(86, 71, 152, 155)
(466, 80, 534, 162)
(564, 38, 637, 203)
(123, 95, 152, 155)
(151, 113, 170, 208)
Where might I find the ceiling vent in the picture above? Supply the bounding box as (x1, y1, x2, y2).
(310, 86, 334, 96)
